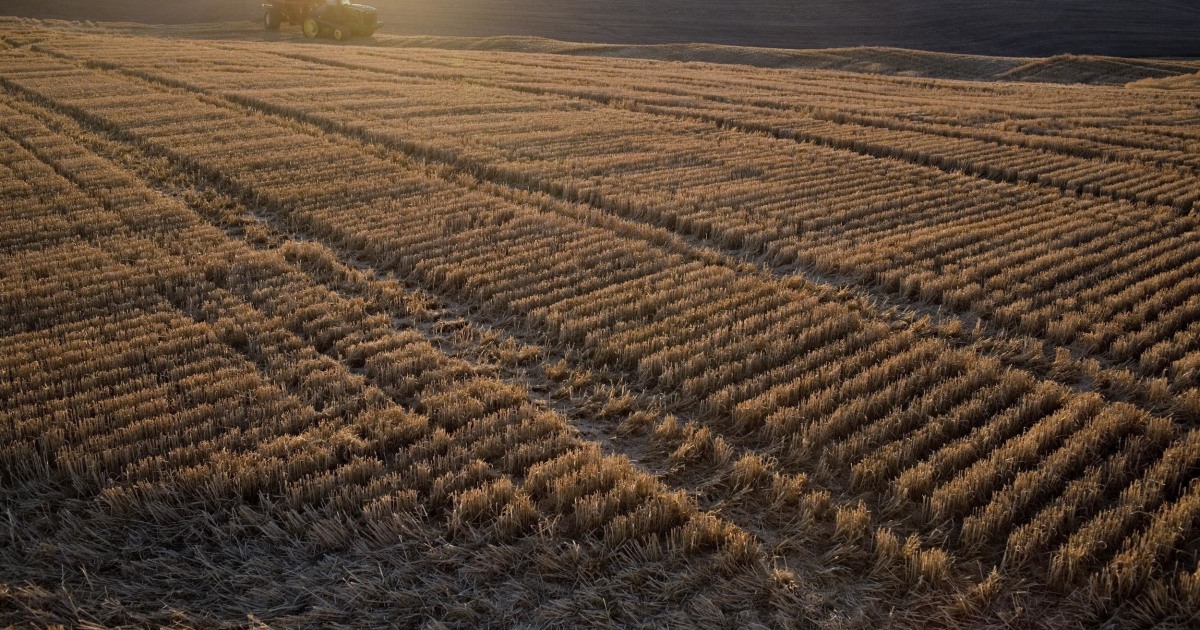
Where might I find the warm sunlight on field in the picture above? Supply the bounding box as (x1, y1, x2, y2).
(2, 16, 1199, 629)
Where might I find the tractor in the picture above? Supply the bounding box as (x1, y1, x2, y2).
(263, 0, 381, 41)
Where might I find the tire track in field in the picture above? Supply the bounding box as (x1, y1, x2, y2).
(0, 77, 882, 616)
(7, 38, 1190, 624)
(0, 75, 988, 627)
(26, 40, 1192, 426)
(1, 57, 1047, 626)
(1, 93, 827, 628)
(266, 46, 1200, 214)
(341, 47, 1200, 175)
(0, 119, 358, 497)
(0, 50, 1118, 624)
(2, 51, 1171, 619)
(2, 86, 620, 504)
(1, 91, 537, 500)
(238, 50, 1200, 404)
(0, 101, 407, 447)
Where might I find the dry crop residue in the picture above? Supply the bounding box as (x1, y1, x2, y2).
(2, 19, 1199, 629)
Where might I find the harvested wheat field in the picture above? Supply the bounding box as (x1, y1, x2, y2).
(2, 17, 1200, 629)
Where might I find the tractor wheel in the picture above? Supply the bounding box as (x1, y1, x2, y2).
(332, 27, 346, 41)
(264, 9, 281, 30)
(302, 17, 320, 38)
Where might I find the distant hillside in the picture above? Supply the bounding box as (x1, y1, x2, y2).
(2, 0, 1198, 57)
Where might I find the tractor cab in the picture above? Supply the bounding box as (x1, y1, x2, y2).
(263, 0, 381, 40)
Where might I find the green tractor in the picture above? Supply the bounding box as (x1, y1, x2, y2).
(263, 0, 381, 41)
